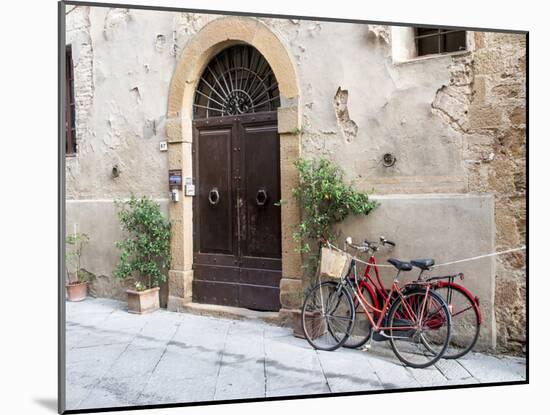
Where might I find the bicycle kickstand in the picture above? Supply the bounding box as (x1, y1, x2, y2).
(359, 335, 374, 352)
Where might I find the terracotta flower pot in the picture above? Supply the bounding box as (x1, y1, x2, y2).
(126, 287, 160, 314)
(291, 309, 324, 339)
(66, 281, 88, 302)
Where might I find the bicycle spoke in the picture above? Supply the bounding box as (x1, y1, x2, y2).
(389, 291, 451, 368)
(301, 281, 354, 351)
(344, 282, 375, 349)
(434, 286, 480, 358)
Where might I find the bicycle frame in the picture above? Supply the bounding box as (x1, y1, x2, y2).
(356, 255, 482, 325)
(344, 260, 433, 337)
(359, 255, 384, 311)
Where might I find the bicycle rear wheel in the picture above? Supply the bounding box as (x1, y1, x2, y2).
(388, 290, 451, 368)
(301, 281, 355, 351)
(431, 285, 481, 359)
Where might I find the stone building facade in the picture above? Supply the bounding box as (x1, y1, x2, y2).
(64, 5, 526, 351)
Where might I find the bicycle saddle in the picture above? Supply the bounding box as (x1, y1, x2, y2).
(410, 259, 435, 270)
(387, 258, 413, 271)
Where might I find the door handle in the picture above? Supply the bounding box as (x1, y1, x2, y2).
(208, 187, 220, 206)
(255, 188, 268, 206)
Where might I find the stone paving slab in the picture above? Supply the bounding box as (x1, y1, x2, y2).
(316, 348, 383, 393)
(213, 322, 266, 400)
(65, 298, 526, 411)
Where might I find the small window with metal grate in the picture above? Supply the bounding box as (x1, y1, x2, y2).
(65, 45, 77, 156)
(415, 28, 467, 56)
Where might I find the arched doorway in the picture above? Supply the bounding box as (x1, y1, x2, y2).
(166, 17, 302, 317)
(192, 45, 282, 311)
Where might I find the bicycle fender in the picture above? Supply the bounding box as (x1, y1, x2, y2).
(437, 281, 483, 324)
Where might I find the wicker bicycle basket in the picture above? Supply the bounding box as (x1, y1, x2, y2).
(319, 246, 352, 280)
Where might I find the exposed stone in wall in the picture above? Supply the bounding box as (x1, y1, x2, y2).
(103, 8, 131, 40)
(155, 34, 166, 53)
(174, 12, 212, 36)
(259, 18, 303, 67)
(367, 25, 390, 44)
(333, 87, 358, 143)
(431, 32, 527, 352)
(307, 22, 322, 37)
(66, 6, 94, 157)
(130, 86, 142, 104)
(173, 13, 217, 58)
(432, 55, 473, 133)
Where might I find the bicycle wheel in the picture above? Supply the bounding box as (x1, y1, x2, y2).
(431, 285, 481, 359)
(387, 290, 451, 368)
(301, 281, 355, 351)
(344, 283, 376, 348)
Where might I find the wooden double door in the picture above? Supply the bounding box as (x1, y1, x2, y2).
(192, 111, 282, 311)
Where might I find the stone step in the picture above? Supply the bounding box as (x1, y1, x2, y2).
(177, 301, 284, 326)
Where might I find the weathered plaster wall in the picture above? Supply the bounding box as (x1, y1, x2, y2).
(66, 9, 469, 199)
(66, 6, 208, 200)
(65, 6, 525, 351)
(269, 19, 466, 194)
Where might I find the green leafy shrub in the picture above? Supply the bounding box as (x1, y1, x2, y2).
(292, 158, 378, 285)
(114, 195, 171, 290)
(66, 232, 90, 284)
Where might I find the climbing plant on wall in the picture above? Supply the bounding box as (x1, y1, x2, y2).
(292, 158, 378, 286)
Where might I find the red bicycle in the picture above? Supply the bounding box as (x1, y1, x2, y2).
(344, 237, 482, 359)
(301, 248, 452, 368)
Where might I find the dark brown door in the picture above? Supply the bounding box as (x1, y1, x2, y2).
(192, 111, 281, 311)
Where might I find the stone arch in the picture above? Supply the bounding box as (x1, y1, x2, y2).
(166, 16, 302, 315)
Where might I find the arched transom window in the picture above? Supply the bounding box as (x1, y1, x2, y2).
(193, 44, 280, 119)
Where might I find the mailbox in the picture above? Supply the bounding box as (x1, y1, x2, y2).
(168, 169, 182, 190)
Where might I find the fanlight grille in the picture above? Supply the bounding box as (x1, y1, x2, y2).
(193, 45, 280, 119)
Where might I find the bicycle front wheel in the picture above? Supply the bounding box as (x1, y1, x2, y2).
(301, 281, 355, 351)
(388, 290, 451, 368)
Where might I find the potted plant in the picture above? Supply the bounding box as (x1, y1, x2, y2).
(289, 158, 378, 337)
(114, 195, 171, 314)
(66, 232, 90, 301)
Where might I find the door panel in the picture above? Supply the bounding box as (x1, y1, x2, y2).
(240, 123, 282, 262)
(193, 264, 240, 283)
(195, 127, 234, 255)
(239, 285, 281, 311)
(192, 112, 282, 311)
(193, 280, 240, 307)
(239, 268, 282, 287)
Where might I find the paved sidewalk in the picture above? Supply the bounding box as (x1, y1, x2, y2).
(65, 298, 526, 410)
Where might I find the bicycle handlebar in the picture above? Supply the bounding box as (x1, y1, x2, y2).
(380, 236, 396, 247)
(344, 235, 396, 253)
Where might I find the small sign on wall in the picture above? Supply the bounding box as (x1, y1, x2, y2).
(185, 177, 195, 196)
(168, 169, 182, 189)
(185, 184, 195, 196)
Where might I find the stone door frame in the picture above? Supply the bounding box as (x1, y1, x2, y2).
(166, 16, 303, 316)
